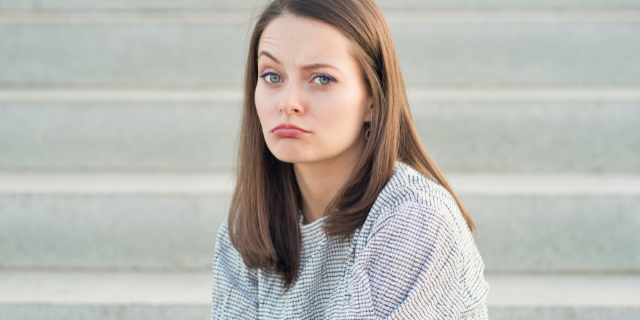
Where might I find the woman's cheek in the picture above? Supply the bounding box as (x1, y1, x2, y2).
(255, 89, 274, 130)
(318, 108, 352, 151)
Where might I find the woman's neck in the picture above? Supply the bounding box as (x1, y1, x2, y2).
(294, 141, 364, 225)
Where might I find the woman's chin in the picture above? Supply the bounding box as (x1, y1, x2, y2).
(269, 146, 307, 164)
(271, 151, 311, 163)
(267, 140, 306, 162)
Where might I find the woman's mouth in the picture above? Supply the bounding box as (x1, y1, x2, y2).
(271, 123, 309, 137)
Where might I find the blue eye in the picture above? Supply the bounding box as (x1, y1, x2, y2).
(259, 72, 281, 84)
(314, 75, 334, 85)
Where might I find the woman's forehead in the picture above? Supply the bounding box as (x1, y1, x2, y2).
(258, 14, 354, 67)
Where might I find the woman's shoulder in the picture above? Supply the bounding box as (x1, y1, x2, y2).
(356, 161, 465, 242)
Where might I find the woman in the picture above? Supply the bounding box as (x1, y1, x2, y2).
(211, 0, 489, 318)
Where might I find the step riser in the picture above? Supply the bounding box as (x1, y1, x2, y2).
(466, 194, 640, 272)
(490, 308, 640, 320)
(0, 101, 241, 170)
(0, 194, 228, 270)
(0, 23, 247, 87)
(0, 306, 209, 320)
(2, 272, 638, 320)
(1, 100, 638, 172)
(1, 306, 639, 320)
(3, 0, 640, 11)
(1, 193, 638, 271)
(0, 0, 31, 10)
(415, 100, 640, 172)
(1, 20, 639, 87)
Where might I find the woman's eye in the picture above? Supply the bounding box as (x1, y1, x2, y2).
(314, 75, 332, 85)
(266, 74, 281, 83)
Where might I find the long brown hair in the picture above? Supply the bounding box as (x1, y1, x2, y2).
(228, 0, 476, 291)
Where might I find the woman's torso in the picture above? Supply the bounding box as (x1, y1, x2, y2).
(212, 161, 489, 319)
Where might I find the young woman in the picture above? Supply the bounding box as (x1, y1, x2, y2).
(211, 0, 489, 318)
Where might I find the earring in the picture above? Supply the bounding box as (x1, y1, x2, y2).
(365, 113, 372, 140)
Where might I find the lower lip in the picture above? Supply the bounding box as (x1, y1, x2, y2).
(272, 128, 307, 137)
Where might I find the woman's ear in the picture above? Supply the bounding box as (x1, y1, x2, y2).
(364, 93, 374, 122)
(364, 104, 373, 122)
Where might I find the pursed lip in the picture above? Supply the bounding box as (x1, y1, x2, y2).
(271, 123, 309, 137)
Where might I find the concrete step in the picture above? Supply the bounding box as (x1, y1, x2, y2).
(2, 0, 640, 11)
(486, 273, 640, 320)
(0, 0, 31, 10)
(1, 172, 638, 271)
(0, 90, 242, 171)
(0, 270, 638, 320)
(0, 172, 232, 270)
(1, 11, 639, 87)
(1, 88, 638, 172)
(456, 173, 640, 272)
(0, 270, 211, 320)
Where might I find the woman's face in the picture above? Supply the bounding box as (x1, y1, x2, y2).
(255, 13, 373, 165)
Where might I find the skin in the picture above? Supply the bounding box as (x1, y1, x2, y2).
(255, 13, 373, 225)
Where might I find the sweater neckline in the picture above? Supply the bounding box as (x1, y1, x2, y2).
(299, 209, 327, 231)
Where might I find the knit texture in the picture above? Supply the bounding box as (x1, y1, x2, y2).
(211, 161, 490, 319)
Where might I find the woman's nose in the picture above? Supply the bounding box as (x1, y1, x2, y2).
(278, 82, 305, 115)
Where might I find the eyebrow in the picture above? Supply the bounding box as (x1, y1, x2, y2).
(257, 50, 340, 72)
(258, 50, 280, 64)
(300, 63, 339, 71)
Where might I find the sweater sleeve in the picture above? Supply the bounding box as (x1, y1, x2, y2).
(335, 199, 482, 320)
(211, 220, 259, 320)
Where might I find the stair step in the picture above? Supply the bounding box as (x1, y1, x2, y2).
(2, 0, 640, 11)
(3, 171, 640, 195)
(0, 271, 638, 320)
(0, 172, 638, 271)
(0, 270, 211, 305)
(486, 273, 640, 307)
(486, 274, 640, 320)
(0, 172, 233, 194)
(0, 270, 210, 320)
(1, 88, 638, 172)
(1, 11, 639, 87)
(0, 172, 232, 270)
(0, 0, 31, 10)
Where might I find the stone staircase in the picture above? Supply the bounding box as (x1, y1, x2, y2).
(1, 0, 639, 319)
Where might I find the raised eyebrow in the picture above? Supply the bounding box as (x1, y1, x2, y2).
(257, 50, 280, 64)
(300, 63, 339, 72)
(258, 51, 340, 78)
